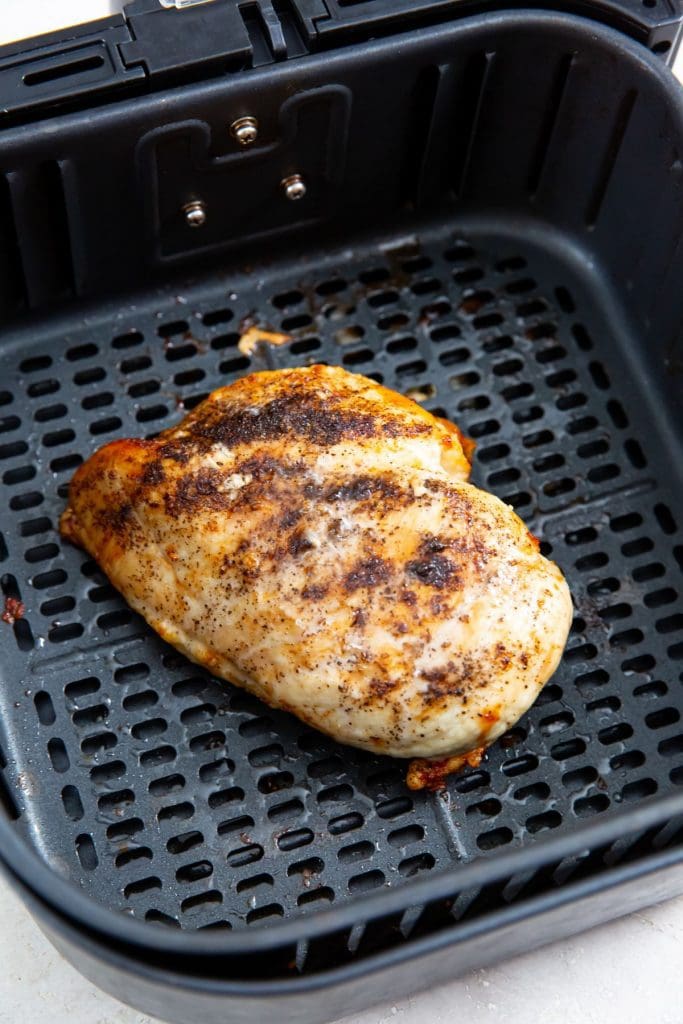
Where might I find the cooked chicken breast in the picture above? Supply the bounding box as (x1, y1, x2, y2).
(60, 365, 572, 788)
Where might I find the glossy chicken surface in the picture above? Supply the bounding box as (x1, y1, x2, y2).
(60, 365, 572, 788)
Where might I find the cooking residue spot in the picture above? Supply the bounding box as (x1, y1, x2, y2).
(238, 326, 292, 356)
(2, 596, 25, 625)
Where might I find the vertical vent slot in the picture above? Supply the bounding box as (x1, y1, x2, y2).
(7, 161, 75, 307)
(451, 52, 495, 198)
(0, 175, 26, 316)
(0, 743, 20, 821)
(585, 90, 637, 228)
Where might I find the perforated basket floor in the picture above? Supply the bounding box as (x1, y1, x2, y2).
(0, 219, 681, 935)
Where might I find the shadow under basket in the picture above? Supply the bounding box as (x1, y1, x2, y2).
(0, 11, 682, 1024)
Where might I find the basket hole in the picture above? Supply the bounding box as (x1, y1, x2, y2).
(376, 796, 412, 820)
(539, 711, 574, 735)
(75, 834, 98, 871)
(574, 794, 609, 817)
(90, 760, 125, 786)
(33, 691, 55, 725)
(512, 404, 543, 424)
(387, 336, 417, 355)
(562, 766, 597, 792)
(34, 404, 66, 424)
(236, 873, 274, 893)
(158, 801, 194, 823)
(657, 730, 683, 758)
(466, 798, 501, 818)
(217, 814, 254, 836)
(202, 307, 233, 326)
(367, 289, 399, 309)
(61, 785, 84, 821)
(551, 738, 586, 761)
(328, 812, 364, 836)
(526, 811, 561, 834)
(140, 745, 176, 768)
(149, 773, 185, 797)
(114, 662, 150, 685)
(199, 757, 234, 782)
(477, 827, 513, 851)
(387, 825, 424, 848)
(116, 847, 152, 868)
(634, 680, 668, 699)
(438, 346, 469, 366)
(645, 707, 680, 730)
(567, 415, 598, 435)
(27, 379, 59, 398)
(145, 910, 180, 928)
(348, 869, 385, 893)
(607, 399, 628, 428)
(124, 876, 161, 899)
(268, 798, 304, 822)
(122, 690, 159, 713)
(167, 830, 204, 855)
(258, 770, 293, 794)
(469, 418, 500, 439)
(227, 844, 264, 866)
(272, 289, 303, 309)
(99, 789, 135, 813)
(211, 332, 239, 351)
(454, 267, 485, 287)
(189, 730, 226, 751)
(281, 313, 313, 332)
(598, 723, 633, 745)
(454, 769, 491, 791)
(208, 786, 244, 809)
(598, 603, 632, 623)
(11, 491, 43, 511)
(81, 730, 116, 755)
(181, 891, 222, 914)
(654, 503, 677, 535)
(611, 750, 645, 771)
(336, 840, 373, 864)
(34, 568, 68, 593)
(399, 853, 435, 877)
(307, 756, 344, 779)
(298, 888, 334, 907)
(107, 817, 144, 841)
(633, 562, 665, 582)
(430, 323, 461, 343)
(180, 702, 216, 726)
(483, 335, 514, 354)
(379, 312, 411, 332)
(176, 860, 213, 884)
(247, 903, 284, 924)
(72, 704, 108, 728)
(620, 778, 657, 801)
(128, 380, 159, 399)
(131, 718, 167, 741)
(359, 268, 390, 285)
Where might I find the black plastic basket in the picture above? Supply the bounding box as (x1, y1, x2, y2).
(0, 7, 682, 1024)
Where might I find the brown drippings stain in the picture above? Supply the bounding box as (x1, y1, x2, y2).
(238, 326, 291, 356)
(407, 747, 485, 791)
(2, 596, 25, 625)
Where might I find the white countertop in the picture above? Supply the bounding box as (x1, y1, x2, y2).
(1, 5, 683, 1024)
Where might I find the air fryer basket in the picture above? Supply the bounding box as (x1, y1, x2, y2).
(0, 11, 682, 1024)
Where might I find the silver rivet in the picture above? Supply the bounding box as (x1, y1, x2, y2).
(230, 116, 259, 146)
(183, 200, 207, 228)
(281, 174, 307, 201)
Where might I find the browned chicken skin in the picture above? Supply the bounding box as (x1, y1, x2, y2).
(60, 365, 572, 788)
